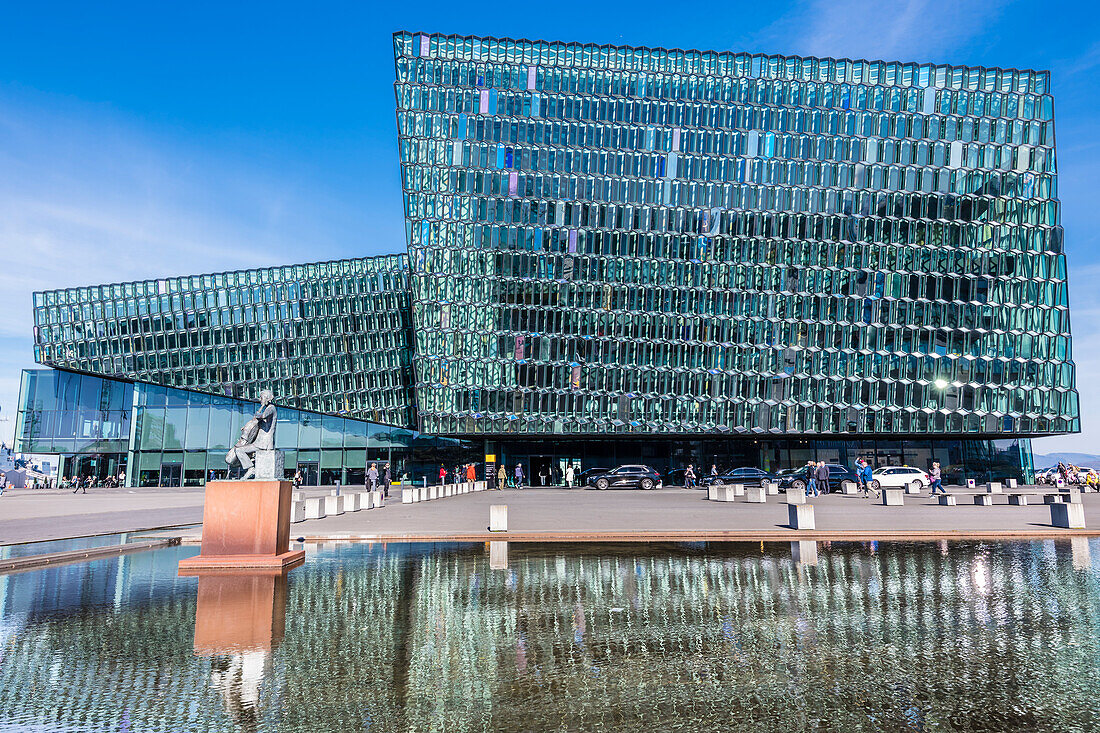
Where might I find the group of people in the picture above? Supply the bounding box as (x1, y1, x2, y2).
(488, 462, 579, 489)
(1049, 463, 1100, 487)
(61, 474, 123, 492)
(439, 463, 480, 490)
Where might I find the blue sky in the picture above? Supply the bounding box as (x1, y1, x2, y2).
(1, 0, 1097, 453)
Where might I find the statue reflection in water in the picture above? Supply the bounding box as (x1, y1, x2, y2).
(190, 569, 290, 731)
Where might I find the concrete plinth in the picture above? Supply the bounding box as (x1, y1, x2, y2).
(178, 479, 304, 572)
(1008, 494, 1029, 506)
(974, 494, 993, 506)
(788, 504, 815, 530)
(489, 505, 508, 532)
(1068, 488, 1083, 504)
(745, 486, 766, 503)
(707, 485, 720, 501)
(841, 480, 858, 495)
(938, 494, 956, 506)
(882, 489, 904, 506)
(711, 486, 737, 502)
(292, 491, 304, 502)
(1006, 479, 1019, 489)
(304, 497, 325, 520)
(1052, 502, 1086, 529)
(370, 491, 384, 508)
(765, 481, 779, 495)
(290, 500, 306, 523)
(1045, 494, 1065, 504)
(786, 487, 806, 505)
(966, 479, 976, 489)
(419, 487, 430, 502)
(986, 482, 1003, 494)
(344, 493, 361, 512)
(475, 481, 486, 491)
(402, 488, 417, 504)
(324, 495, 345, 516)
(905, 482, 921, 494)
(732, 483, 745, 496)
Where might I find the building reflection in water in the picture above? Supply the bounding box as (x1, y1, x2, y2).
(2, 540, 1100, 731)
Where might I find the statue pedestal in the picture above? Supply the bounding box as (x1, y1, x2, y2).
(191, 569, 289, 654)
(179, 480, 305, 572)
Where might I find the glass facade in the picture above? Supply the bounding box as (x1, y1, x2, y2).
(394, 32, 1078, 438)
(15, 370, 477, 487)
(32, 255, 417, 428)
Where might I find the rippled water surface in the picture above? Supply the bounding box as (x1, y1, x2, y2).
(2, 539, 1100, 732)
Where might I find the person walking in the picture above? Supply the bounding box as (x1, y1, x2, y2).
(565, 464, 575, 488)
(514, 462, 525, 488)
(710, 464, 719, 480)
(496, 464, 507, 490)
(814, 461, 830, 495)
(860, 460, 877, 498)
(806, 460, 819, 497)
(929, 462, 945, 495)
(72, 476, 86, 494)
(368, 463, 379, 491)
(383, 463, 391, 496)
(466, 462, 476, 491)
(439, 465, 447, 485)
(684, 464, 696, 489)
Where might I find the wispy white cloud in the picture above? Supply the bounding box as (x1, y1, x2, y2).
(0, 85, 381, 442)
(736, 0, 1010, 64)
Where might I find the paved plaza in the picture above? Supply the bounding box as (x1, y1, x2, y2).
(2, 483, 1098, 546)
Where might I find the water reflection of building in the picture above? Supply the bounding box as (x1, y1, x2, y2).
(0, 541, 1099, 731)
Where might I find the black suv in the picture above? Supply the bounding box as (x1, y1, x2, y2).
(776, 464, 859, 492)
(586, 465, 662, 490)
(700, 467, 775, 488)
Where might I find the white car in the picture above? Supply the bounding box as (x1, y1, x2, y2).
(870, 466, 931, 491)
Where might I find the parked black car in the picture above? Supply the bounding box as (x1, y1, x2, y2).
(577, 467, 611, 487)
(586, 465, 662, 490)
(776, 464, 859, 491)
(700, 467, 775, 488)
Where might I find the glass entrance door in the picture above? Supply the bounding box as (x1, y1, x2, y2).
(298, 462, 319, 486)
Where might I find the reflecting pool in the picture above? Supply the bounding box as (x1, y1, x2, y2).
(2, 539, 1100, 732)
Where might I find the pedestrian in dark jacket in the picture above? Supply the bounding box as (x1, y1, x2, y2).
(814, 461, 830, 495)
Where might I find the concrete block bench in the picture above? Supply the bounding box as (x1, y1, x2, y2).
(905, 482, 922, 494)
(764, 481, 779, 496)
(324, 495, 345, 516)
(710, 486, 738, 502)
(1052, 502, 1086, 529)
(841, 480, 859, 495)
(731, 483, 745, 497)
(344, 492, 361, 511)
(745, 486, 766, 503)
(402, 488, 418, 504)
(304, 497, 326, 520)
(786, 487, 806, 505)
(370, 490, 385, 508)
(973, 494, 994, 506)
(290, 500, 306, 523)
(986, 482, 1003, 494)
(1006, 479, 1019, 489)
(882, 489, 904, 506)
(788, 504, 815, 530)
(937, 494, 956, 506)
(1008, 494, 1032, 506)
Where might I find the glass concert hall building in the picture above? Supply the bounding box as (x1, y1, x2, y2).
(16, 32, 1078, 486)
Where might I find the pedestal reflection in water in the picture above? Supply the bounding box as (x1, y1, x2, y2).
(3, 540, 1100, 731)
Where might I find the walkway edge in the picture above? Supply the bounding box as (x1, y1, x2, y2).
(0, 538, 181, 575)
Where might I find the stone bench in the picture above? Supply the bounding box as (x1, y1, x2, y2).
(489, 505, 508, 532)
(937, 494, 956, 506)
(764, 481, 779, 496)
(973, 494, 993, 506)
(402, 488, 418, 504)
(786, 487, 806, 505)
(370, 490, 385, 508)
(1008, 494, 1032, 506)
(290, 500, 306, 523)
(304, 497, 326, 520)
(324, 495, 345, 516)
(787, 504, 815, 530)
(1052, 502, 1086, 529)
(710, 486, 738, 502)
(986, 482, 1003, 494)
(840, 480, 859, 495)
(745, 486, 766, 503)
(343, 493, 361, 511)
(881, 489, 904, 506)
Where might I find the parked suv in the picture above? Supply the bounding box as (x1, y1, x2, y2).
(700, 467, 774, 488)
(869, 466, 931, 491)
(776, 464, 859, 492)
(586, 465, 662, 490)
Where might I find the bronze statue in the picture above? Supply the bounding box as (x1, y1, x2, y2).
(225, 390, 277, 480)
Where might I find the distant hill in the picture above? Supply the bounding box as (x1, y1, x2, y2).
(1032, 452, 1100, 469)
